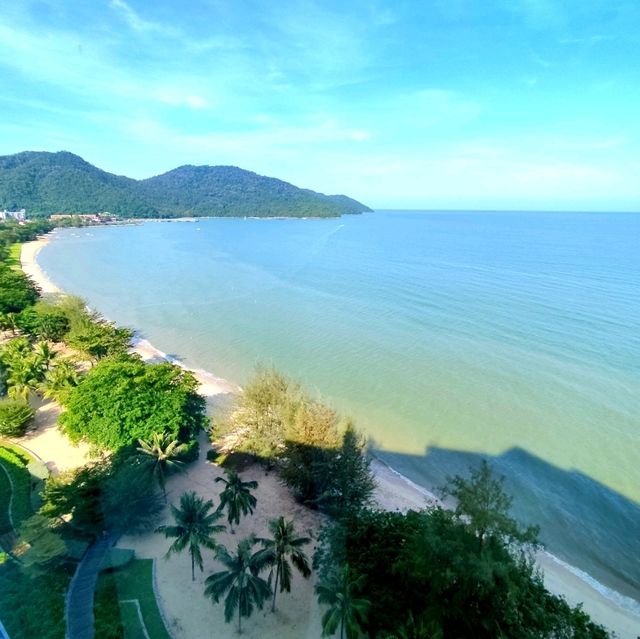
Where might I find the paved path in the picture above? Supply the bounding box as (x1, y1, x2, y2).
(65, 534, 116, 639)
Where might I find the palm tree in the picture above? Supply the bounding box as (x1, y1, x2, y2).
(136, 432, 187, 500)
(204, 535, 271, 633)
(155, 491, 226, 581)
(33, 341, 56, 371)
(316, 564, 370, 639)
(6, 357, 40, 402)
(40, 359, 79, 402)
(256, 516, 311, 611)
(215, 470, 258, 532)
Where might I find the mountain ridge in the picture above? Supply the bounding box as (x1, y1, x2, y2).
(0, 151, 371, 218)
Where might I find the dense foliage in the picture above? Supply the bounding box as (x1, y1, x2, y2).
(315, 466, 609, 639)
(0, 151, 370, 218)
(59, 354, 206, 449)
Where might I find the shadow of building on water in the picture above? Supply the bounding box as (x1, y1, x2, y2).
(373, 444, 640, 604)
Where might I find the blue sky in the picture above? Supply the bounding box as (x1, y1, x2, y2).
(0, 0, 639, 210)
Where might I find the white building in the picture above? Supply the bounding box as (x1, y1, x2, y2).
(0, 208, 27, 222)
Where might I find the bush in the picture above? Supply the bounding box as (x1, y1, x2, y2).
(0, 399, 35, 436)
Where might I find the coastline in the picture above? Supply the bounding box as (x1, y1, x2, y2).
(20, 235, 640, 638)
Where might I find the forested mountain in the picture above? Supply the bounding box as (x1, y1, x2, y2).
(0, 151, 371, 218)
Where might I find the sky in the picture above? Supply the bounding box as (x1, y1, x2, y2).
(0, 0, 639, 210)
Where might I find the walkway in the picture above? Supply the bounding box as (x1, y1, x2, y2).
(65, 534, 117, 639)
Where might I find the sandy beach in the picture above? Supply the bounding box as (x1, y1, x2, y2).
(17, 236, 640, 638)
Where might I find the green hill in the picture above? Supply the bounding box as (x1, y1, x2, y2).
(0, 151, 371, 218)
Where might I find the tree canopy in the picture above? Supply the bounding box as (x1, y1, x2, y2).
(314, 464, 609, 639)
(58, 354, 206, 449)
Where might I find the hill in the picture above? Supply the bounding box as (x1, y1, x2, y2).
(0, 151, 371, 218)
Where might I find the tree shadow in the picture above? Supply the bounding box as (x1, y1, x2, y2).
(373, 444, 640, 604)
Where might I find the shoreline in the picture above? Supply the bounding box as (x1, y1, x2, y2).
(21, 235, 640, 638)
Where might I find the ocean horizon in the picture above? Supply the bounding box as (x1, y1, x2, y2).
(37, 209, 640, 614)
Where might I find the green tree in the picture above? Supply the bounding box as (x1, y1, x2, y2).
(0, 266, 38, 314)
(444, 460, 539, 553)
(280, 398, 341, 506)
(40, 359, 79, 403)
(156, 491, 225, 581)
(322, 421, 375, 516)
(15, 302, 69, 342)
(256, 516, 311, 612)
(136, 432, 187, 500)
(33, 341, 56, 371)
(316, 564, 370, 639)
(215, 470, 258, 532)
(66, 320, 133, 361)
(204, 536, 271, 633)
(217, 367, 298, 459)
(5, 357, 41, 401)
(58, 355, 206, 449)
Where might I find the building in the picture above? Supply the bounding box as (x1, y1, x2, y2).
(0, 208, 27, 222)
(49, 213, 117, 224)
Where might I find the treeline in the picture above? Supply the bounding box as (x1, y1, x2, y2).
(217, 369, 609, 638)
(0, 231, 207, 639)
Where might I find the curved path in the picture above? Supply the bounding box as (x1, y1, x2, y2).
(65, 534, 117, 639)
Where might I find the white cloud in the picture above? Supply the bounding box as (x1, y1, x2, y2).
(108, 0, 176, 36)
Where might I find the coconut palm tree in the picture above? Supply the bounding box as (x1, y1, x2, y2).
(40, 359, 79, 403)
(155, 491, 226, 581)
(6, 357, 41, 402)
(256, 516, 311, 611)
(204, 535, 271, 633)
(316, 564, 370, 639)
(136, 432, 187, 500)
(33, 341, 56, 371)
(215, 470, 258, 532)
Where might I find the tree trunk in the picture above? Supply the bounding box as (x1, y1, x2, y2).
(238, 599, 242, 633)
(191, 552, 195, 581)
(271, 564, 280, 612)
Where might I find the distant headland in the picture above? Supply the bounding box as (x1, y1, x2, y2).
(0, 150, 371, 219)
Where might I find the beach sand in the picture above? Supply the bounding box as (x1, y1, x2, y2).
(19, 237, 640, 638)
(20, 235, 61, 294)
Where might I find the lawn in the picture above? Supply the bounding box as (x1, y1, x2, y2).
(0, 443, 33, 535)
(0, 461, 11, 533)
(7, 242, 22, 270)
(95, 559, 172, 639)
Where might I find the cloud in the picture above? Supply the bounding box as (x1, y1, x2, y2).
(108, 0, 176, 36)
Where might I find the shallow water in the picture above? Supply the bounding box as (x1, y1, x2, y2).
(39, 210, 640, 605)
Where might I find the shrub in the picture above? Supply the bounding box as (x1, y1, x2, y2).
(0, 399, 35, 436)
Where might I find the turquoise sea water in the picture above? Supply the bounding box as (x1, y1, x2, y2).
(38, 211, 640, 607)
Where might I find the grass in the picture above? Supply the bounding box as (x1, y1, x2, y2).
(0, 442, 33, 534)
(0, 559, 72, 639)
(7, 242, 22, 270)
(95, 559, 172, 639)
(0, 462, 11, 533)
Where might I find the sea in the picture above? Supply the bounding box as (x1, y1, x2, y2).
(37, 210, 640, 613)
